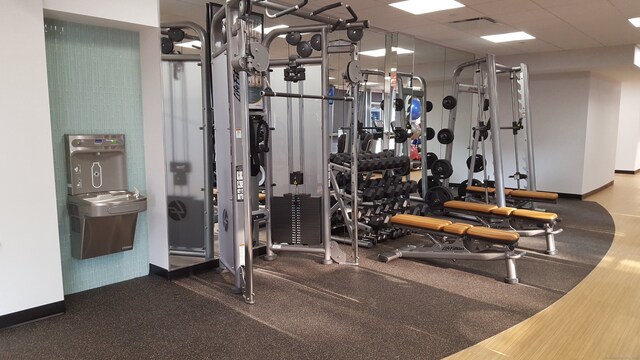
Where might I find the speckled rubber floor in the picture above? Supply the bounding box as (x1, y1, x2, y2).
(0, 199, 613, 359)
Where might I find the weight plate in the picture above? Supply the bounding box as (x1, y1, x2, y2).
(457, 179, 483, 198)
(285, 32, 301, 45)
(426, 186, 453, 215)
(296, 41, 313, 58)
(346, 60, 363, 83)
(168, 28, 185, 42)
(417, 176, 443, 198)
(310, 34, 322, 51)
(466, 154, 486, 173)
(425, 152, 438, 169)
(426, 127, 435, 141)
(437, 128, 454, 145)
(426, 100, 433, 113)
(347, 28, 364, 42)
(394, 128, 409, 143)
(442, 95, 457, 110)
(161, 37, 174, 55)
(431, 159, 453, 180)
(473, 129, 489, 141)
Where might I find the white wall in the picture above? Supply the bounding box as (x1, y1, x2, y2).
(583, 76, 621, 193)
(0, 0, 64, 316)
(1, 0, 167, 319)
(615, 81, 640, 172)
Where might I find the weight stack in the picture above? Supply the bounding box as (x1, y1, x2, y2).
(271, 194, 322, 245)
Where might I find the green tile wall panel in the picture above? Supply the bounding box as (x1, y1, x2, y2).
(45, 20, 148, 294)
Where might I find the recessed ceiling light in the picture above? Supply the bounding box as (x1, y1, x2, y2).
(481, 31, 535, 43)
(364, 82, 379, 85)
(175, 40, 201, 49)
(329, 76, 336, 80)
(360, 47, 415, 57)
(389, 0, 464, 15)
(629, 18, 640, 27)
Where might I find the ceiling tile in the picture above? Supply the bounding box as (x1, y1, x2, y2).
(468, 0, 542, 16)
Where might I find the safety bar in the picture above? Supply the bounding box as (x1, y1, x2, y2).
(261, 88, 353, 101)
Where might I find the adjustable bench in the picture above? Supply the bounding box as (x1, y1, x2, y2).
(378, 214, 524, 284)
(443, 200, 562, 255)
(466, 185, 559, 208)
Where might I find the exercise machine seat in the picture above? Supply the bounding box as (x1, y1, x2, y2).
(444, 200, 497, 214)
(509, 189, 559, 201)
(391, 214, 452, 231)
(511, 209, 558, 223)
(491, 207, 517, 217)
(443, 223, 473, 235)
(466, 227, 520, 245)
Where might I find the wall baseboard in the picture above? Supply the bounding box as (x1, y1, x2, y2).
(614, 169, 640, 175)
(150, 246, 267, 280)
(0, 300, 65, 330)
(150, 260, 218, 280)
(557, 193, 583, 200)
(582, 181, 615, 199)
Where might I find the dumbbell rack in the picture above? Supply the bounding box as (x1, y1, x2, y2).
(329, 152, 422, 247)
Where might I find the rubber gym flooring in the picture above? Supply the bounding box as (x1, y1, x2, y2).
(0, 199, 613, 359)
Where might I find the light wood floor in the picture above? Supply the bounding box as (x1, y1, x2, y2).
(447, 173, 640, 359)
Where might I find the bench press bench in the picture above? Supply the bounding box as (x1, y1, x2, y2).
(466, 186, 559, 208)
(443, 200, 562, 255)
(378, 214, 524, 284)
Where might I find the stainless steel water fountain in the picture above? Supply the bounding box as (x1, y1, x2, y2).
(65, 134, 147, 259)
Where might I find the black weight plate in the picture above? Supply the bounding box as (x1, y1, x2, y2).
(286, 32, 301, 45)
(425, 152, 438, 169)
(426, 101, 433, 113)
(427, 176, 442, 189)
(426, 127, 435, 141)
(168, 28, 185, 42)
(394, 98, 404, 112)
(394, 128, 409, 143)
(466, 154, 486, 173)
(161, 37, 174, 55)
(296, 41, 313, 58)
(426, 186, 453, 215)
(347, 28, 364, 42)
(473, 129, 489, 141)
(457, 179, 483, 197)
(417, 176, 442, 198)
(437, 128, 454, 144)
(310, 34, 322, 51)
(442, 95, 457, 110)
(431, 159, 453, 180)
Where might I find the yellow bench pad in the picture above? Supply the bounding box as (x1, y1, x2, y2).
(512, 209, 558, 222)
(444, 200, 497, 213)
(466, 227, 520, 245)
(259, 193, 266, 201)
(443, 223, 473, 235)
(391, 214, 452, 231)
(490, 207, 517, 217)
(509, 189, 559, 201)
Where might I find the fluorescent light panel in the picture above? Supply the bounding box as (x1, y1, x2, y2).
(629, 18, 640, 27)
(360, 47, 414, 57)
(389, 0, 464, 15)
(481, 31, 535, 43)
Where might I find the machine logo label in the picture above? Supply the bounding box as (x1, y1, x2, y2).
(168, 200, 187, 221)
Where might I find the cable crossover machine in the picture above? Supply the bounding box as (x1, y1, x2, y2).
(208, 0, 370, 304)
